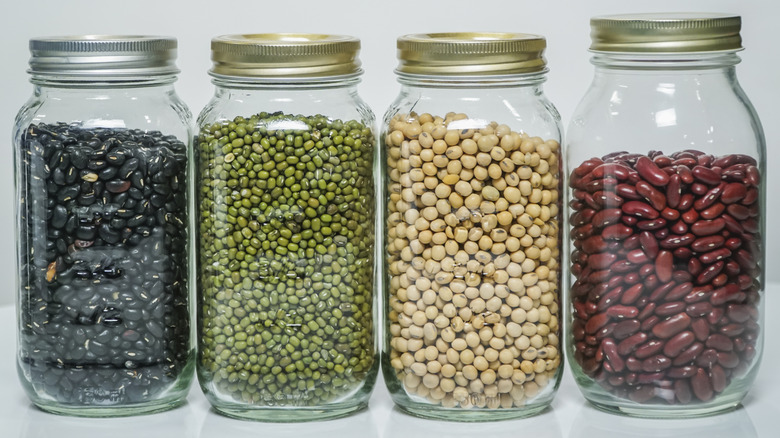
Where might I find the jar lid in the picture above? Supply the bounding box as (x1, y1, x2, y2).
(395, 32, 547, 76)
(209, 34, 362, 79)
(28, 35, 179, 78)
(590, 13, 742, 53)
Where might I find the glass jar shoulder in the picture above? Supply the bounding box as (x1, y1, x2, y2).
(383, 85, 562, 142)
(197, 85, 375, 128)
(568, 70, 763, 161)
(16, 85, 192, 141)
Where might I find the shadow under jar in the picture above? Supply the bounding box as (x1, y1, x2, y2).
(565, 14, 766, 418)
(382, 33, 564, 421)
(13, 36, 194, 417)
(195, 34, 377, 421)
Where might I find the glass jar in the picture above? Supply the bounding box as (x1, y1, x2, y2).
(565, 14, 765, 417)
(13, 36, 194, 416)
(382, 33, 564, 421)
(195, 34, 377, 421)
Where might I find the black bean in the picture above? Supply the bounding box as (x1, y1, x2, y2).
(18, 123, 190, 406)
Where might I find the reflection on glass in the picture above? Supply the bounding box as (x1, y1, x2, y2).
(199, 408, 378, 438)
(383, 406, 563, 438)
(20, 403, 197, 438)
(569, 404, 757, 438)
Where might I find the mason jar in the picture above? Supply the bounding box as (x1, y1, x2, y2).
(565, 14, 765, 417)
(382, 33, 564, 421)
(195, 34, 377, 421)
(13, 36, 193, 416)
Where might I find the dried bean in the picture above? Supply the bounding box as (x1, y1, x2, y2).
(569, 150, 762, 405)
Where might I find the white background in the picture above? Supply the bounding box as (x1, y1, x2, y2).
(0, 0, 777, 306)
(0, 2, 778, 436)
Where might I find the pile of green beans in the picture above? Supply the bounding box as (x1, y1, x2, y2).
(196, 112, 375, 405)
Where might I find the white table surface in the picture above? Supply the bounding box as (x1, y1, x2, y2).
(1, 284, 778, 437)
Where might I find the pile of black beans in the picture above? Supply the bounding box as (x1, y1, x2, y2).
(18, 123, 190, 405)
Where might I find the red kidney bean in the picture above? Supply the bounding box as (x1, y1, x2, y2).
(570, 151, 762, 406)
(691, 368, 714, 401)
(591, 208, 622, 228)
(585, 312, 610, 334)
(673, 342, 704, 366)
(655, 301, 686, 317)
(700, 248, 731, 264)
(691, 183, 708, 195)
(663, 331, 696, 357)
(710, 284, 741, 306)
(666, 174, 682, 208)
(626, 249, 649, 264)
(635, 339, 665, 359)
(636, 156, 670, 186)
(637, 218, 668, 231)
(602, 224, 634, 240)
(613, 319, 641, 339)
(688, 258, 703, 276)
(677, 193, 695, 210)
(616, 183, 641, 200)
(669, 366, 697, 379)
(696, 349, 719, 368)
(673, 247, 693, 261)
(693, 183, 725, 210)
(588, 253, 617, 270)
(660, 233, 695, 249)
(642, 355, 672, 373)
(636, 181, 666, 210)
(617, 332, 648, 356)
(696, 261, 724, 284)
(690, 218, 726, 236)
(711, 365, 727, 392)
(581, 235, 607, 254)
(670, 219, 688, 235)
(685, 302, 713, 318)
(649, 281, 676, 302)
(592, 162, 632, 180)
(742, 187, 759, 205)
(746, 165, 760, 186)
(692, 165, 721, 185)
(706, 334, 734, 352)
(690, 235, 725, 253)
(721, 183, 747, 204)
(640, 315, 660, 332)
(593, 190, 624, 208)
(622, 201, 659, 219)
(652, 313, 691, 339)
(675, 379, 693, 404)
(691, 319, 710, 341)
(718, 352, 740, 368)
(700, 203, 725, 219)
(638, 232, 659, 258)
(601, 339, 624, 372)
(726, 304, 751, 323)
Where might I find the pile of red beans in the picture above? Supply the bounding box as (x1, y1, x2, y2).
(569, 150, 761, 404)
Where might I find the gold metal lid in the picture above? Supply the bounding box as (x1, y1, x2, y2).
(210, 34, 362, 79)
(28, 35, 178, 78)
(590, 13, 742, 53)
(396, 32, 547, 76)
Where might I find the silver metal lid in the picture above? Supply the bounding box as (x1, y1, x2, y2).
(28, 35, 179, 78)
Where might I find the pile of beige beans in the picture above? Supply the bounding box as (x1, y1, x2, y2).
(385, 112, 562, 409)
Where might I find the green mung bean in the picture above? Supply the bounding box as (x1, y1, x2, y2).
(197, 112, 375, 405)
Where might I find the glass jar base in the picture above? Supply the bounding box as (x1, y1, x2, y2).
(586, 399, 742, 419)
(392, 402, 550, 422)
(30, 397, 186, 418)
(211, 401, 368, 422)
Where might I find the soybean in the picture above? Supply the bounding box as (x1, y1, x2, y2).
(385, 112, 561, 409)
